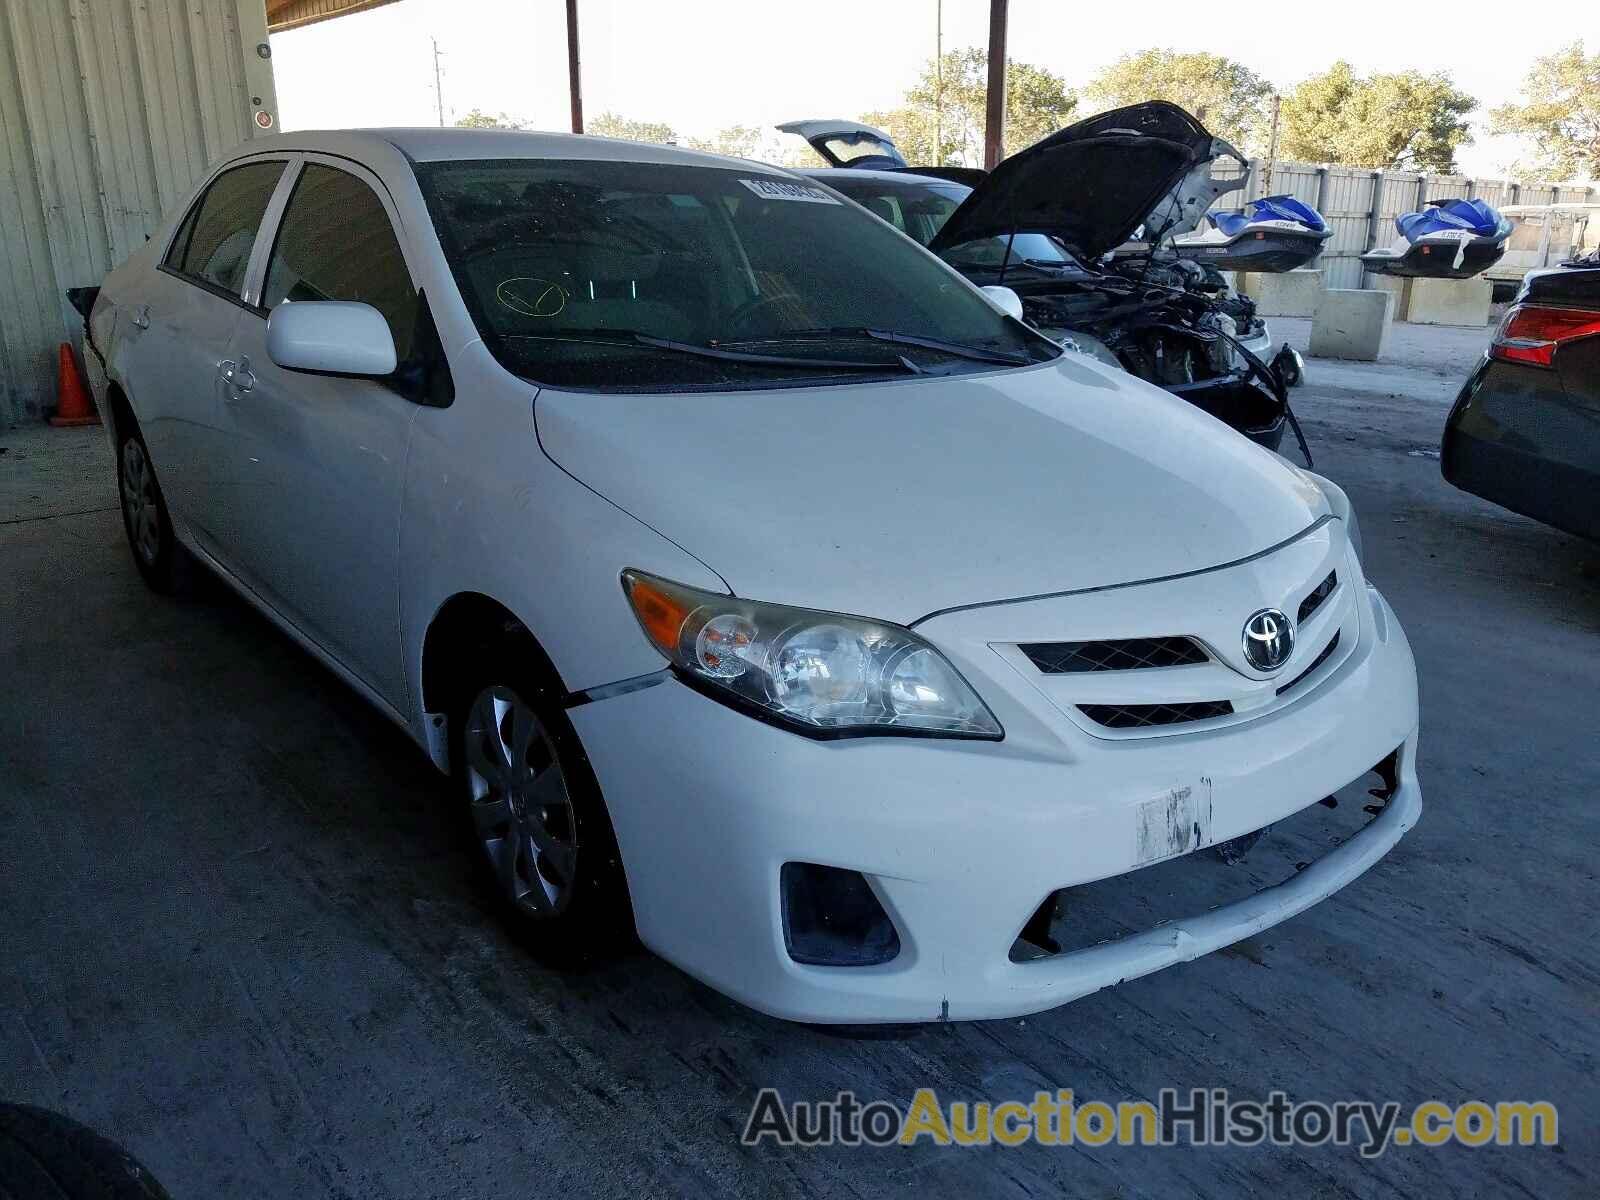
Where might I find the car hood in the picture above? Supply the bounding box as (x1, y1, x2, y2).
(928, 101, 1244, 261)
(534, 357, 1328, 625)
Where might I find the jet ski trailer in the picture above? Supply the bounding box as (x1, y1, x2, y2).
(1360, 198, 1514, 279)
(1171, 194, 1334, 272)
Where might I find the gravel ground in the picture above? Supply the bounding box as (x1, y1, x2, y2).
(2, 321, 1595, 1198)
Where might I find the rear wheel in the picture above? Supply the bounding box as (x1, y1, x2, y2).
(449, 636, 632, 960)
(115, 423, 192, 594)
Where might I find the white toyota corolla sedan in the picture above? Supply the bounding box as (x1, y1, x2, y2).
(83, 129, 1421, 1023)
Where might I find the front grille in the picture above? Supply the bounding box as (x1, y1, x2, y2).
(1021, 636, 1207, 674)
(1078, 700, 1234, 729)
(1297, 571, 1337, 624)
(1276, 631, 1340, 696)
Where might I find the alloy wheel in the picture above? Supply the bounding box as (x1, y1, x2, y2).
(119, 439, 161, 565)
(463, 685, 579, 916)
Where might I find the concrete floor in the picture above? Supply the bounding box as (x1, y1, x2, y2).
(2, 322, 1596, 1197)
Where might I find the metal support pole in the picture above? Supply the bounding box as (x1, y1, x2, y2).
(566, 0, 584, 134)
(431, 37, 444, 127)
(983, 0, 1007, 169)
(933, 0, 942, 164)
(1364, 169, 1385, 290)
(1262, 94, 1281, 197)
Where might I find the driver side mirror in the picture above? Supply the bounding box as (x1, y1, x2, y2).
(266, 301, 397, 377)
(980, 285, 1024, 322)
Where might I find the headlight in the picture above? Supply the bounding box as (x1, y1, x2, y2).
(621, 571, 1002, 740)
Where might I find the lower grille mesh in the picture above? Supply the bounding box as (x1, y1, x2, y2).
(1078, 700, 1234, 729)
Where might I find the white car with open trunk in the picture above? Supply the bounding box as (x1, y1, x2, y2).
(82, 128, 1421, 1023)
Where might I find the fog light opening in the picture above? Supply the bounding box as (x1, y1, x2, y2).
(780, 863, 901, 967)
(1010, 893, 1063, 962)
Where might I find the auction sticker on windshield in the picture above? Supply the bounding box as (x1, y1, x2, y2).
(739, 178, 841, 204)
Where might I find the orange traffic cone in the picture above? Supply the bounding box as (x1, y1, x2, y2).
(49, 342, 99, 427)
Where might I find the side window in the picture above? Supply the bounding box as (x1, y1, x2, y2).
(263, 164, 418, 361)
(163, 160, 285, 296)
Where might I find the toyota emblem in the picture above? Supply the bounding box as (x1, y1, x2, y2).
(1242, 608, 1294, 672)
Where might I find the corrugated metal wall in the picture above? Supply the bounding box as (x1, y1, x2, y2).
(0, 0, 277, 425)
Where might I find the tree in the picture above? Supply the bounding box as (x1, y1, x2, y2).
(1279, 62, 1475, 172)
(684, 124, 762, 160)
(456, 109, 526, 130)
(1490, 42, 1600, 181)
(862, 47, 1076, 167)
(587, 112, 678, 144)
(1084, 50, 1275, 153)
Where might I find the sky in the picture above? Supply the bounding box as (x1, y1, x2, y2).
(269, 0, 1596, 179)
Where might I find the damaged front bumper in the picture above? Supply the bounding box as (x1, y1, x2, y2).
(570, 572, 1420, 1024)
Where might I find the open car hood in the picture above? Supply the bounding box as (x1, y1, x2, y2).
(927, 102, 1245, 261)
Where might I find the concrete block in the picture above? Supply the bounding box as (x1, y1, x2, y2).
(1235, 268, 1324, 318)
(1403, 275, 1493, 327)
(1310, 289, 1393, 361)
(1370, 274, 1411, 317)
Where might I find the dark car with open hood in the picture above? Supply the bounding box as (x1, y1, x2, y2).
(782, 103, 1309, 462)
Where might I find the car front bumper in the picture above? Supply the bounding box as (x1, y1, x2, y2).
(572, 574, 1420, 1024)
(1237, 325, 1272, 360)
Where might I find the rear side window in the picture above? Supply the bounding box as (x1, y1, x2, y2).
(163, 160, 285, 296)
(262, 164, 417, 361)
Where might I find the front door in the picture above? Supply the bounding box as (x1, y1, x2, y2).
(215, 158, 422, 708)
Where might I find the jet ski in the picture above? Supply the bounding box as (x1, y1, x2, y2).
(1171, 194, 1333, 272)
(1359, 198, 1513, 279)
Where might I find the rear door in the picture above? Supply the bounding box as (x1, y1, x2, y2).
(121, 158, 289, 530)
(213, 157, 424, 707)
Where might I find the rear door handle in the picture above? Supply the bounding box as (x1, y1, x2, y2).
(129, 305, 150, 330)
(218, 356, 255, 395)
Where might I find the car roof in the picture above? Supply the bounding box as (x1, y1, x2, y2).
(234, 127, 781, 171)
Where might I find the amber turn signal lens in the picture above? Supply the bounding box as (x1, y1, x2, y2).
(622, 571, 693, 655)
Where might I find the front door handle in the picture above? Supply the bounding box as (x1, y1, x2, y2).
(129, 305, 150, 330)
(218, 355, 255, 396)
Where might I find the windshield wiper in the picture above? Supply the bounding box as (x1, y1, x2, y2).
(719, 327, 1033, 367)
(503, 329, 919, 374)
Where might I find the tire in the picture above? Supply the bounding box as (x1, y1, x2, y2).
(448, 630, 634, 962)
(0, 1104, 172, 1200)
(114, 421, 193, 595)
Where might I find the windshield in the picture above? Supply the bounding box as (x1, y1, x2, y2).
(820, 175, 1080, 271)
(416, 159, 1052, 391)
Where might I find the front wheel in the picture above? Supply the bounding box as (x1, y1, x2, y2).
(449, 639, 632, 961)
(115, 425, 192, 594)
